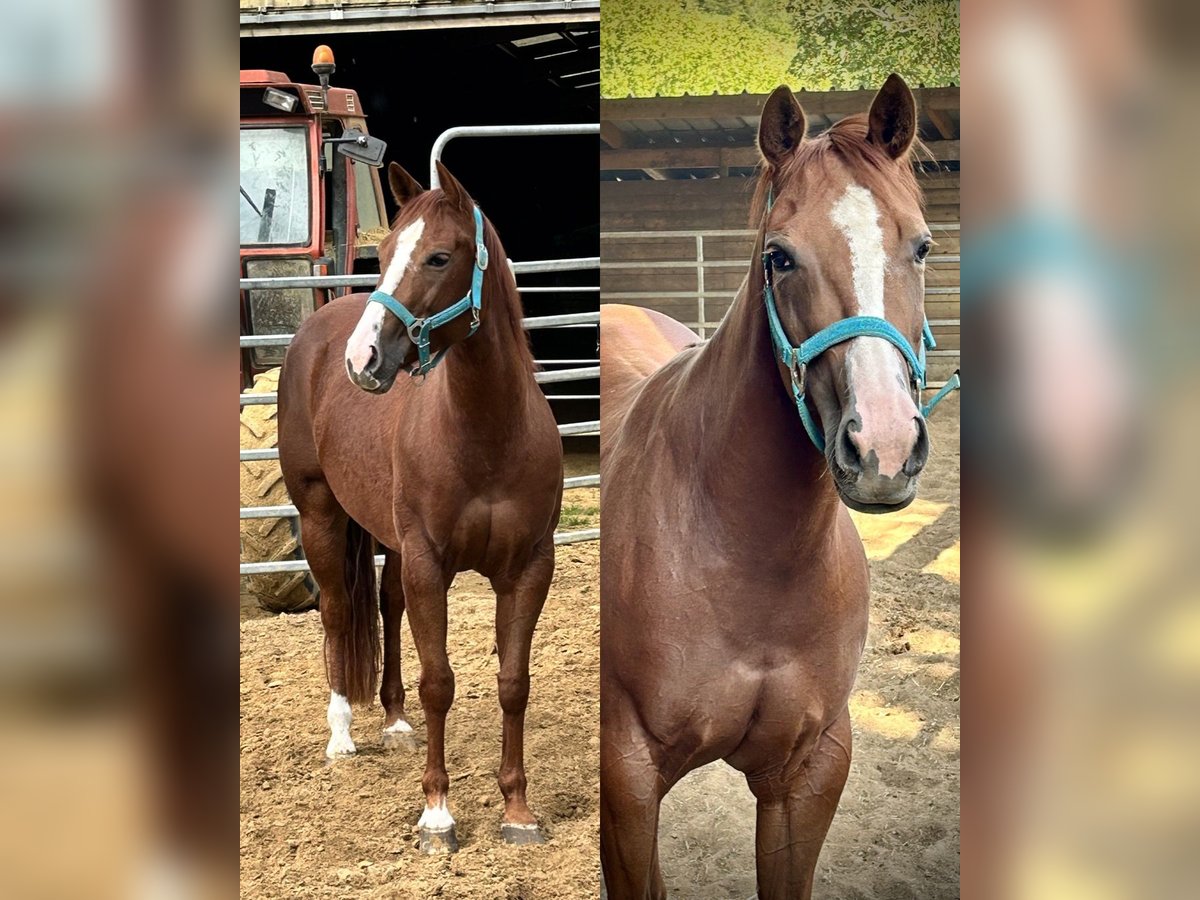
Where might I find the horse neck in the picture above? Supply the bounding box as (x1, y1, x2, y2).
(436, 273, 534, 431)
(681, 249, 843, 542)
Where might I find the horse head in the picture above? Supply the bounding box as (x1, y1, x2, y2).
(758, 75, 934, 512)
(346, 161, 485, 392)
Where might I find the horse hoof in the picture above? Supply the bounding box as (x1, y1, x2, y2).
(382, 719, 416, 750)
(381, 730, 418, 752)
(325, 737, 356, 759)
(419, 827, 458, 854)
(500, 823, 545, 845)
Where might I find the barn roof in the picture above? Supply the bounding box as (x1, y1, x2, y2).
(600, 86, 960, 182)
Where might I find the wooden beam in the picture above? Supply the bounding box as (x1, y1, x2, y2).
(600, 139, 959, 170)
(601, 146, 760, 170)
(925, 105, 956, 140)
(599, 120, 626, 149)
(921, 140, 959, 162)
(602, 86, 958, 123)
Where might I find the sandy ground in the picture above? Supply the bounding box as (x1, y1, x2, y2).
(240, 469, 601, 897)
(654, 396, 960, 899)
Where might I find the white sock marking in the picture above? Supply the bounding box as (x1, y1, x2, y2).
(418, 798, 455, 831)
(383, 718, 413, 734)
(346, 216, 425, 379)
(325, 691, 356, 758)
(830, 183, 918, 476)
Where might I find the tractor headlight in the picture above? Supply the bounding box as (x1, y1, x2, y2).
(244, 258, 315, 367)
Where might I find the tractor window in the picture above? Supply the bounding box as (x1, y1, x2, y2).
(353, 160, 384, 235)
(240, 127, 310, 246)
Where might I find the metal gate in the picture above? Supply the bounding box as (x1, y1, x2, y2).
(240, 124, 601, 577)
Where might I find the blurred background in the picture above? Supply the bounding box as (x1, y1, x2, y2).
(963, 0, 1200, 897)
(0, 0, 1197, 897)
(0, 0, 235, 896)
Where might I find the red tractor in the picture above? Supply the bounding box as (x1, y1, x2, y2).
(240, 46, 387, 611)
(239, 45, 388, 385)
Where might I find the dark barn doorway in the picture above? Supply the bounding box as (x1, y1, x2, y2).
(241, 23, 599, 427)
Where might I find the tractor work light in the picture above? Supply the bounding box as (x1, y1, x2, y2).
(262, 87, 298, 113)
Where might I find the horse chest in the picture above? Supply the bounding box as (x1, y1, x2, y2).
(610, 527, 868, 766)
(403, 485, 555, 575)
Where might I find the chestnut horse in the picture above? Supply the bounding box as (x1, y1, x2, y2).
(600, 76, 946, 898)
(279, 160, 562, 852)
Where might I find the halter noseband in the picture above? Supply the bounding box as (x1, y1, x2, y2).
(761, 188, 959, 451)
(366, 204, 489, 377)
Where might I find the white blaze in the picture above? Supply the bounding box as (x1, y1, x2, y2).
(346, 216, 425, 379)
(326, 691, 356, 758)
(830, 183, 918, 477)
(830, 183, 887, 317)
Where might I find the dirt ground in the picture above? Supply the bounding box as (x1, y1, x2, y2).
(654, 395, 961, 899)
(240, 471, 601, 897)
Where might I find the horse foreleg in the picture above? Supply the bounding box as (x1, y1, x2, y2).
(600, 691, 668, 900)
(379, 549, 417, 750)
(490, 541, 554, 844)
(402, 552, 457, 853)
(746, 710, 852, 900)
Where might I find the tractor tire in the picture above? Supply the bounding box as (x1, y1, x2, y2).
(240, 367, 318, 613)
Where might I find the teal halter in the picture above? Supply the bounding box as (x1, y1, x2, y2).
(761, 190, 959, 451)
(367, 205, 488, 377)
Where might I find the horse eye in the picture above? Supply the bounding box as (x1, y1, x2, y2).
(768, 247, 794, 272)
(915, 239, 933, 263)
(427, 253, 450, 268)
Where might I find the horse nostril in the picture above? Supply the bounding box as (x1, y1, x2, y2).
(838, 423, 863, 474)
(903, 417, 930, 477)
(364, 344, 379, 374)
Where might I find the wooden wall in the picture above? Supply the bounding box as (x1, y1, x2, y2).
(600, 170, 960, 382)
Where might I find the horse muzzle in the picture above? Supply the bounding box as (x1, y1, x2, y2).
(345, 336, 405, 394)
(829, 411, 928, 513)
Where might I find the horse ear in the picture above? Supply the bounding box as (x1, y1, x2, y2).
(867, 73, 917, 160)
(758, 85, 807, 168)
(435, 161, 474, 214)
(388, 162, 425, 207)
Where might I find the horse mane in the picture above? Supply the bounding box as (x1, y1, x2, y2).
(477, 207, 537, 376)
(385, 191, 535, 376)
(749, 113, 926, 228)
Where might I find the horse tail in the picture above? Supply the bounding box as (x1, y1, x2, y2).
(339, 517, 380, 706)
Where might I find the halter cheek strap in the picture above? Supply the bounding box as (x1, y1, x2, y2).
(762, 187, 959, 451)
(366, 205, 489, 377)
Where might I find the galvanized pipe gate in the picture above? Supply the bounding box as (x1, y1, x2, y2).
(240, 124, 602, 578)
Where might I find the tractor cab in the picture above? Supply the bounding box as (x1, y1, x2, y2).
(239, 46, 388, 383)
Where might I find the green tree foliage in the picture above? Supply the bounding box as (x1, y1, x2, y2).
(601, 0, 959, 98)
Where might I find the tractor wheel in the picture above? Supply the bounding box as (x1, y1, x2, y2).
(240, 367, 318, 613)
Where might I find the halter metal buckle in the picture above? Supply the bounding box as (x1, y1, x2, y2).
(789, 359, 807, 398)
(406, 318, 428, 345)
